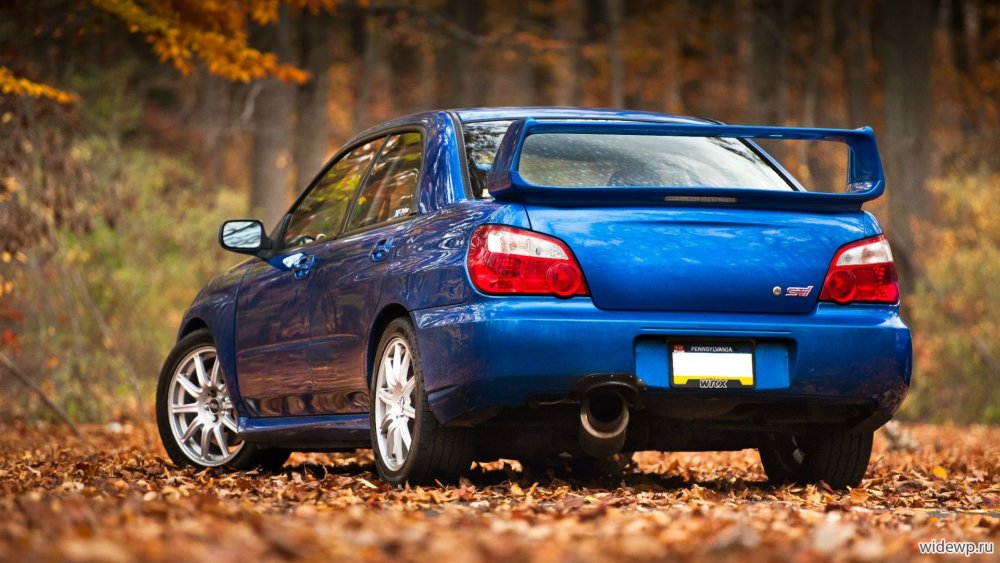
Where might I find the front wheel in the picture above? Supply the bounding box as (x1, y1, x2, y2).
(369, 318, 473, 485)
(156, 329, 290, 470)
(758, 429, 873, 489)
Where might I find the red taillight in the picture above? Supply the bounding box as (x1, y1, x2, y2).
(819, 235, 899, 305)
(468, 225, 589, 297)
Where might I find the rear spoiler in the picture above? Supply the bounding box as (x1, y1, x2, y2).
(486, 118, 885, 212)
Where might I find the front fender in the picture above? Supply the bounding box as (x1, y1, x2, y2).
(178, 260, 253, 417)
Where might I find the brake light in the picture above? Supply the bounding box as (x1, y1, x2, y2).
(468, 225, 589, 297)
(819, 235, 899, 304)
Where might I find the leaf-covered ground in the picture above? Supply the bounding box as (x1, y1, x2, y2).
(0, 422, 997, 562)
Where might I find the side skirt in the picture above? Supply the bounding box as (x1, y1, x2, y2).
(237, 414, 371, 452)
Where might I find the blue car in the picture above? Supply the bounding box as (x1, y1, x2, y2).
(156, 108, 911, 488)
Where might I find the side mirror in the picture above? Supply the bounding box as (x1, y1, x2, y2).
(219, 219, 272, 256)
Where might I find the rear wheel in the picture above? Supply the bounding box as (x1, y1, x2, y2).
(156, 329, 290, 471)
(758, 429, 873, 489)
(369, 318, 473, 485)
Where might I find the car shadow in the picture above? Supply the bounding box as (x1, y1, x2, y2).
(276, 453, 775, 494)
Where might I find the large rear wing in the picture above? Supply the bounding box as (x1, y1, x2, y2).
(486, 118, 885, 212)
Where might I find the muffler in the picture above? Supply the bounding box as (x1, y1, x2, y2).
(578, 394, 629, 457)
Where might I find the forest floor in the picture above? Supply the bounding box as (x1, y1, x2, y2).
(0, 422, 997, 562)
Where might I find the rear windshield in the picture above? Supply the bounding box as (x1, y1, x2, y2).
(460, 120, 795, 197)
(519, 133, 794, 190)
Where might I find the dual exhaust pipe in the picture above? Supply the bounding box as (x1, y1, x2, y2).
(578, 393, 629, 458)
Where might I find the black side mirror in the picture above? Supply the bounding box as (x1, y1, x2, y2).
(219, 219, 273, 256)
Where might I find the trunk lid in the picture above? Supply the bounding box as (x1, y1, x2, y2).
(525, 205, 869, 314)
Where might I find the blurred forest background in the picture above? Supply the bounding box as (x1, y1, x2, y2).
(0, 0, 996, 425)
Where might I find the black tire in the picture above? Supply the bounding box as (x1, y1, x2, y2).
(369, 318, 474, 486)
(758, 429, 873, 489)
(156, 328, 291, 471)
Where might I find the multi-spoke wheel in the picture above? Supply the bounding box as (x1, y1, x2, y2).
(369, 318, 474, 485)
(156, 329, 290, 470)
(373, 336, 417, 471)
(165, 345, 242, 466)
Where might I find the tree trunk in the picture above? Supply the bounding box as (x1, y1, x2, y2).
(552, 0, 585, 106)
(748, 0, 791, 158)
(661, 2, 684, 115)
(196, 68, 227, 187)
(881, 0, 934, 293)
(294, 12, 334, 192)
(797, 0, 834, 184)
(736, 0, 754, 120)
(413, 31, 438, 112)
(604, 0, 625, 108)
(487, 1, 536, 106)
(838, 0, 874, 127)
(251, 9, 296, 230)
(449, 0, 479, 107)
(962, 0, 981, 68)
(355, 5, 392, 130)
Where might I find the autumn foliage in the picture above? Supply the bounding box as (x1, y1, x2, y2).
(0, 1, 998, 426)
(90, 0, 320, 84)
(0, 421, 997, 561)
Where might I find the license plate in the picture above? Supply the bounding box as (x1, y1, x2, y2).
(670, 342, 755, 389)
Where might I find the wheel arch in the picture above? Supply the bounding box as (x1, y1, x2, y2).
(367, 303, 412, 385)
(179, 317, 209, 340)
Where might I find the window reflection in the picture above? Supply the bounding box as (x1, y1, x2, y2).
(222, 221, 262, 249)
(518, 133, 794, 190)
(284, 139, 384, 248)
(346, 132, 422, 231)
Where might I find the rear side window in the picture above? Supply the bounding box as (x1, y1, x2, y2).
(284, 138, 384, 249)
(518, 133, 794, 190)
(462, 121, 512, 198)
(346, 132, 422, 231)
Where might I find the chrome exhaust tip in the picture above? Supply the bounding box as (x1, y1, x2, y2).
(578, 394, 629, 458)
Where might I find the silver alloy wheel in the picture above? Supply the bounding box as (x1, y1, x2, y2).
(166, 345, 243, 466)
(374, 336, 417, 471)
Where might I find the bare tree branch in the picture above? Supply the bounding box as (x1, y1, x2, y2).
(0, 352, 82, 438)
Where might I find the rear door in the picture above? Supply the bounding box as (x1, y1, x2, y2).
(306, 131, 422, 414)
(235, 138, 383, 417)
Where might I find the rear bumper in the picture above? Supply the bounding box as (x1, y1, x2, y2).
(413, 298, 911, 426)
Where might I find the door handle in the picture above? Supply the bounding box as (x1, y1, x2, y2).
(291, 254, 316, 279)
(369, 236, 395, 262)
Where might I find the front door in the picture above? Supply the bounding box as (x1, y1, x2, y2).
(234, 250, 315, 416)
(234, 137, 385, 417)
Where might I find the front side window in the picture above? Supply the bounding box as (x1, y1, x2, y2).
(284, 138, 383, 248)
(345, 132, 422, 231)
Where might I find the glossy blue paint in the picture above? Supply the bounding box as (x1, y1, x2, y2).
(179, 261, 253, 418)
(524, 206, 872, 314)
(415, 299, 911, 423)
(305, 220, 413, 415)
(172, 107, 911, 451)
(237, 414, 369, 449)
(235, 252, 314, 416)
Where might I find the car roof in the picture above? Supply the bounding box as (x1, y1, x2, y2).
(453, 107, 715, 124)
(346, 107, 717, 152)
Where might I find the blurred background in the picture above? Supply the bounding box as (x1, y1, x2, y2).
(0, 0, 996, 425)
